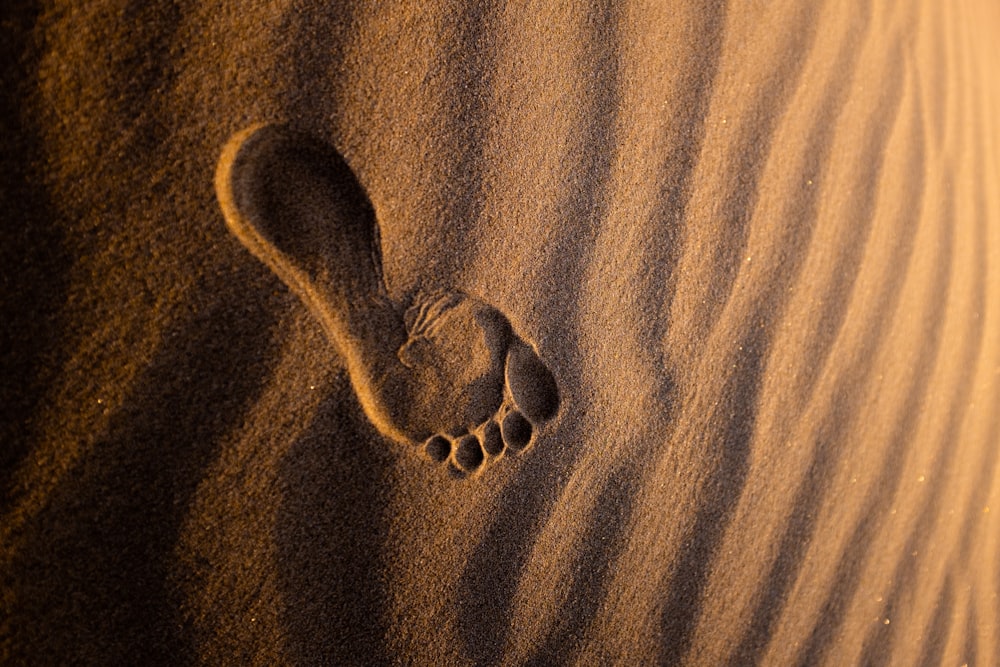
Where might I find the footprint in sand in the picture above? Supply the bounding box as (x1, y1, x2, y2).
(215, 124, 559, 476)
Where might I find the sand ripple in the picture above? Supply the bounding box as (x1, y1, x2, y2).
(2, 0, 998, 664)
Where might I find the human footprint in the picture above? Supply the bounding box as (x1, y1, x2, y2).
(215, 124, 559, 475)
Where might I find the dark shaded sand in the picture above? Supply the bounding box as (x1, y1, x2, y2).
(3, 0, 1000, 664)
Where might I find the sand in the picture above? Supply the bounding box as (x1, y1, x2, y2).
(2, 0, 999, 664)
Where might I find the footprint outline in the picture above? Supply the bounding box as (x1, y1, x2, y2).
(215, 124, 559, 476)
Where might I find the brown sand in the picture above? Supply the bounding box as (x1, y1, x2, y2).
(3, 0, 999, 664)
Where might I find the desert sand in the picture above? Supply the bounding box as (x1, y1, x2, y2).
(3, 0, 999, 664)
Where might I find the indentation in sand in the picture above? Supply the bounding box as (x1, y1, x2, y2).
(215, 124, 559, 477)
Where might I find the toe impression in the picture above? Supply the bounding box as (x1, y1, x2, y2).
(505, 339, 559, 423)
(454, 434, 485, 472)
(501, 411, 533, 450)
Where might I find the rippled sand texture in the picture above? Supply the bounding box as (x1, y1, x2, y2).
(3, 0, 999, 664)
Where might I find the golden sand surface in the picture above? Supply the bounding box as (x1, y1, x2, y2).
(2, 1, 999, 664)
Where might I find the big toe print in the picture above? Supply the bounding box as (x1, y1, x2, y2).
(215, 124, 559, 476)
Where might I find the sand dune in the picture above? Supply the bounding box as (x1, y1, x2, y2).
(2, 0, 999, 664)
